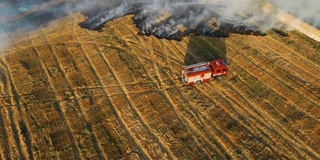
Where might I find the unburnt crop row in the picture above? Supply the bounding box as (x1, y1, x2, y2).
(0, 61, 15, 159)
(229, 37, 319, 107)
(210, 80, 305, 158)
(266, 31, 320, 65)
(231, 38, 320, 108)
(201, 74, 313, 159)
(230, 36, 320, 111)
(227, 62, 319, 158)
(1, 52, 40, 160)
(253, 36, 320, 85)
(225, 40, 320, 157)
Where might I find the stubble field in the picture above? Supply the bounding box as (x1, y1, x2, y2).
(0, 12, 319, 159)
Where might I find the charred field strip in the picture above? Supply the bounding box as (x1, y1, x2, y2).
(0, 2, 320, 159)
(79, 1, 267, 40)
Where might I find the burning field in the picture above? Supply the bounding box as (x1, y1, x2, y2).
(79, 0, 268, 40)
(0, 0, 320, 159)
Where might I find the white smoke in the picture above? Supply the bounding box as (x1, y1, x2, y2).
(0, 28, 10, 50)
(84, 0, 320, 31)
(0, 0, 319, 50)
(269, 0, 320, 28)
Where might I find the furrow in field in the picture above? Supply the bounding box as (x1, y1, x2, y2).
(39, 28, 98, 159)
(225, 47, 320, 157)
(0, 59, 32, 159)
(228, 43, 320, 121)
(84, 26, 172, 159)
(75, 25, 143, 159)
(228, 36, 319, 104)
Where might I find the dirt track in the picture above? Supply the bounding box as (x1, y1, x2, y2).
(0, 13, 319, 159)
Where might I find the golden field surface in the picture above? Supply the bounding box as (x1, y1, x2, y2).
(0, 13, 319, 159)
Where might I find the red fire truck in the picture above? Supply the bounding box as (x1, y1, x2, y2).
(181, 59, 228, 85)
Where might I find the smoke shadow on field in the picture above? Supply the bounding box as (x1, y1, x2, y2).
(184, 36, 227, 65)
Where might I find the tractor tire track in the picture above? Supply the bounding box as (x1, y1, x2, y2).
(70, 20, 107, 160)
(86, 45, 152, 160)
(97, 46, 176, 160)
(214, 82, 301, 158)
(38, 29, 83, 160)
(73, 35, 131, 159)
(0, 108, 12, 159)
(227, 61, 320, 157)
(33, 48, 85, 159)
(158, 69, 235, 159)
(264, 35, 320, 73)
(0, 59, 30, 160)
(233, 36, 320, 85)
(201, 80, 307, 159)
(82, 26, 167, 159)
(231, 38, 320, 106)
(226, 70, 319, 158)
(268, 31, 320, 65)
(50, 43, 101, 159)
(194, 83, 286, 159)
(0, 63, 13, 159)
(227, 42, 320, 121)
(224, 52, 320, 157)
(229, 39, 320, 106)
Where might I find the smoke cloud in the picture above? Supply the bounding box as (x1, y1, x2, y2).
(0, 0, 319, 49)
(269, 0, 320, 29)
(79, 0, 270, 37)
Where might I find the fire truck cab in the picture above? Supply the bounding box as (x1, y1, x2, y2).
(181, 59, 228, 85)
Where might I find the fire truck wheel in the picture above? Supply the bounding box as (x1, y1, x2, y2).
(215, 76, 223, 80)
(195, 80, 201, 84)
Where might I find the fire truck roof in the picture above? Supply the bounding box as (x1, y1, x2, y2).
(184, 62, 211, 75)
(184, 62, 209, 70)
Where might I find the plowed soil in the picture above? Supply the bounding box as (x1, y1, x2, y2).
(0, 13, 319, 159)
